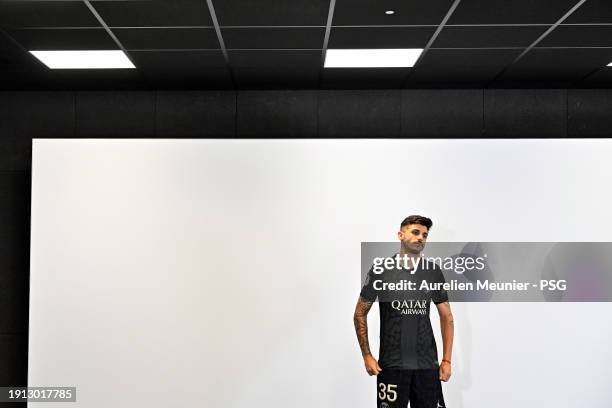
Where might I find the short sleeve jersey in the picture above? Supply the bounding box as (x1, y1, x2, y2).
(360, 254, 448, 370)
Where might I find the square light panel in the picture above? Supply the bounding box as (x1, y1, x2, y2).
(29, 50, 136, 69)
(324, 48, 423, 68)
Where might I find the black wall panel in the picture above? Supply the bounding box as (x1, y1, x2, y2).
(401, 90, 483, 138)
(484, 89, 567, 138)
(0, 172, 29, 408)
(75, 91, 156, 138)
(237, 91, 317, 137)
(0, 173, 29, 335)
(156, 91, 236, 138)
(0, 92, 74, 171)
(0, 334, 27, 385)
(568, 90, 612, 137)
(318, 90, 401, 138)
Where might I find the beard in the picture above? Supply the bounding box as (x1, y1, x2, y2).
(402, 240, 424, 254)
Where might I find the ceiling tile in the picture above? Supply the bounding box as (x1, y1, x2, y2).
(0, 68, 148, 91)
(500, 48, 612, 82)
(234, 67, 319, 89)
(333, 0, 452, 25)
(328, 27, 435, 48)
(222, 28, 325, 49)
(564, 0, 612, 24)
(130, 50, 232, 87)
(0, 1, 101, 28)
(433, 26, 549, 48)
(115, 28, 220, 50)
(540, 25, 612, 47)
(40, 69, 147, 89)
(93, 0, 213, 27)
(0, 55, 23, 71)
(214, 0, 330, 26)
(0, 68, 45, 90)
(448, 0, 579, 24)
(8, 28, 116, 50)
(131, 50, 227, 75)
(409, 49, 521, 84)
(0, 32, 38, 69)
(581, 67, 612, 87)
(321, 68, 408, 88)
(228, 50, 321, 68)
(1, 0, 611, 90)
(231, 50, 320, 88)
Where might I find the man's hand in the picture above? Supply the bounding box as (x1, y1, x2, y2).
(439, 361, 451, 382)
(363, 354, 382, 376)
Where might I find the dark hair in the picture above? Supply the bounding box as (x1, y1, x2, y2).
(400, 215, 433, 230)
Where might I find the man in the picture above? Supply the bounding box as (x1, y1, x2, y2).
(354, 215, 454, 408)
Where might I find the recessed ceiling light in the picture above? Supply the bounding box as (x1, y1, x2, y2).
(324, 49, 423, 68)
(608, 62, 612, 67)
(29, 50, 135, 69)
(385, 10, 395, 15)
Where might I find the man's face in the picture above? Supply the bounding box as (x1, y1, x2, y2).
(398, 224, 429, 254)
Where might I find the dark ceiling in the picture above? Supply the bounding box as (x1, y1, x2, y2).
(1, 0, 612, 89)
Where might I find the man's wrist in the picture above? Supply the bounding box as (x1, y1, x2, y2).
(441, 359, 451, 365)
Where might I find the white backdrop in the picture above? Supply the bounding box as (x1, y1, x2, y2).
(29, 139, 612, 407)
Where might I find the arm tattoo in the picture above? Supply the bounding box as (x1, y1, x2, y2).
(441, 302, 454, 325)
(353, 296, 374, 357)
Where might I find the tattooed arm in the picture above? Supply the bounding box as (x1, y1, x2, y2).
(353, 296, 382, 375)
(436, 301, 454, 382)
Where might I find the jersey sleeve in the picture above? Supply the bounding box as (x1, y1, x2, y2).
(430, 265, 449, 304)
(359, 265, 378, 302)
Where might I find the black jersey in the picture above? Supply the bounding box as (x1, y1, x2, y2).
(360, 254, 448, 370)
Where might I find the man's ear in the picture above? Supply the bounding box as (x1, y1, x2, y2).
(398, 230, 403, 240)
